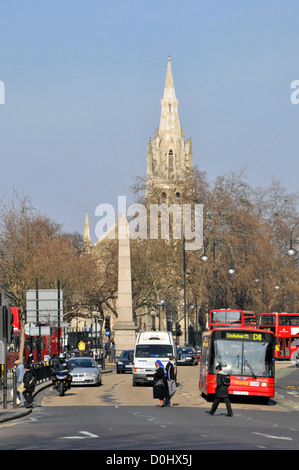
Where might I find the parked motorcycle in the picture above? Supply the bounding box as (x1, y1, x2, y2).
(52, 370, 72, 396)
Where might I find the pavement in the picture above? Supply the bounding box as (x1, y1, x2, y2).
(0, 380, 52, 423)
(0, 361, 294, 423)
(0, 366, 114, 424)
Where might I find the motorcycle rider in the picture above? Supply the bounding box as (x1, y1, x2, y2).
(53, 353, 72, 389)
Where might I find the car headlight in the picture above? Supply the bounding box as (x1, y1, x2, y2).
(117, 361, 123, 365)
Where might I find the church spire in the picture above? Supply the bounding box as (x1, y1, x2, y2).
(163, 56, 176, 101)
(146, 58, 194, 202)
(159, 56, 181, 139)
(83, 210, 92, 248)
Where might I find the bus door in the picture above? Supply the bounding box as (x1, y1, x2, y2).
(279, 338, 290, 358)
(199, 336, 210, 394)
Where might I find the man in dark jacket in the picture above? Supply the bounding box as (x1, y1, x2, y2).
(206, 364, 233, 417)
(164, 356, 176, 407)
(23, 365, 36, 408)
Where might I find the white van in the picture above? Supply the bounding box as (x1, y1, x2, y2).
(133, 331, 176, 386)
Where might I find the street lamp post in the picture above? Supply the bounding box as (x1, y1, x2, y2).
(183, 230, 205, 345)
(287, 221, 299, 259)
(189, 304, 195, 345)
(183, 233, 187, 344)
(200, 239, 236, 310)
(157, 300, 164, 330)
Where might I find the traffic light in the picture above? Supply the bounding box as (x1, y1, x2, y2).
(105, 316, 110, 335)
(175, 322, 182, 337)
(0, 306, 13, 343)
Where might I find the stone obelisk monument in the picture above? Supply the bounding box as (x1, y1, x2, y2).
(113, 214, 138, 351)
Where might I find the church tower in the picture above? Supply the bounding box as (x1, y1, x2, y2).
(146, 57, 193, 203)
(82, 210, 92, 251)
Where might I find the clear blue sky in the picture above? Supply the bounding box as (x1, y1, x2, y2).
(0, 0, 298, 242)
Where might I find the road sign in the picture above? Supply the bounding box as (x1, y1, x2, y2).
(24, 323, 35, 335)
(25, 322, 69, 336)
(27, 326, 51, 336)
(26, 289, 63, 324)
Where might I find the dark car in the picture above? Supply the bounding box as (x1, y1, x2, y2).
(116, 349, 134, 374)
(176, 347, 198, 366)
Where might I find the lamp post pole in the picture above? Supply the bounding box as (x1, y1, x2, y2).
(183, 233, 187, 345)
(200, 238, 236, 313)
(157, 300, 164, 330)
(212, 240, 216, 309)
(183, 229, 205, 345)
(287, 221, 299, 259)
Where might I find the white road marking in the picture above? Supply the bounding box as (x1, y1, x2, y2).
(252, 432, 292, 441)
(61, 431, 98, 439)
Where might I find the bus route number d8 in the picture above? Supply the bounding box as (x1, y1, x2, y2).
(253, 333, 262, 341)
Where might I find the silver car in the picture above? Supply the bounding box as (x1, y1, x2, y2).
(68, 357, 102, 386)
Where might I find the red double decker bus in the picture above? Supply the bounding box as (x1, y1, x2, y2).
(7, 307, 60, 368)
(23, 328, 59, 363)
(209, 309, 257, 330)
(259, 313, 299, 360)
(199, 328, 275, 404)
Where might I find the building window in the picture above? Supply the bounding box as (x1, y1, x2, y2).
(169, 150, 174, 174)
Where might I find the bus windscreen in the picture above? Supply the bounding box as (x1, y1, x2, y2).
(211, 310, 242, 325)
(210, 332, 274, 378)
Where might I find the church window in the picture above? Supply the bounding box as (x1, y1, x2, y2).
(169, 150, 174, 174)
(161, 191, 167, 203)
(168, 103, 172, 112)
(175, 191, 181, 200)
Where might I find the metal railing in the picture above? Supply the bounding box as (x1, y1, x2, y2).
(0, 362, 52, 409)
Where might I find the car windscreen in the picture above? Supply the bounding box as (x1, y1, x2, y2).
(69, 360, 95, 368)
(119, 350, 133, 359)
(135, 344, 173, 358)
(178, 348, 193, 354)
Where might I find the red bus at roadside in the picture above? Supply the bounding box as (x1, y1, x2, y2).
(199, 327, 275, 404)
(259, 312, 299, 360)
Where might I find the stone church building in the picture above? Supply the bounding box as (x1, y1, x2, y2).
(78, 58, 197, 347)
(145, 57, 193, 204)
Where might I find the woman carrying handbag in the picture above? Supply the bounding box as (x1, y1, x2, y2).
(153, 360, 169, 407)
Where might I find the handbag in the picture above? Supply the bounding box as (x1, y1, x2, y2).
(155, 378, 164, 387)
(221, 374, 231, 387)
(17, 382, 25, 393)
(168, 379, 177, 397)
